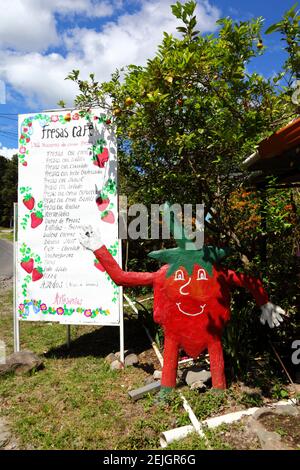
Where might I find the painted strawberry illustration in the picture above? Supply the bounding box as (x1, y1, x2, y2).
(101, 210, 115, 224)
(21, 258, 34, 273)
(31, 212, 43, 228)
(94, 260, 105, 272)
(23, 195, 35, 211)
(32, 267, 43, 282)
(96, 196, 110, 212)
(93, 148, 109, 168)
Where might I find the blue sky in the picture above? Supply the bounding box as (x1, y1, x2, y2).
(0, 0, 296, 156)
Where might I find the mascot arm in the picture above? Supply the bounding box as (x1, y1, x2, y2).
(226, 270, 269, 306)
(94, 246, 155, 287)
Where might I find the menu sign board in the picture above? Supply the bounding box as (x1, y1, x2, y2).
(17, 110, 120, 325)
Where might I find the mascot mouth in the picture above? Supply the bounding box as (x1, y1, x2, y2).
(176, 303, 206, 316)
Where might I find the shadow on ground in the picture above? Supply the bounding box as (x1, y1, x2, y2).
(45, 317, 152, 360)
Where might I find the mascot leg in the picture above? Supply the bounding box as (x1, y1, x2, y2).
(159, 335, 179, 399)
(208, 339, 226, 389)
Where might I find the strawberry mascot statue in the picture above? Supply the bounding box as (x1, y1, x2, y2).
(80, 203, 285, 398)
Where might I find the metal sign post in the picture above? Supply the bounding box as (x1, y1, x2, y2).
(13, 202, 20, 352)
(118, 239, 124, 364)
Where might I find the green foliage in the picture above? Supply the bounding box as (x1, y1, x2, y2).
(67, 2, 300, 377)
(265, 3, 300, 80)
(0, 154, 18, 227)
(271, 383, 290, 400)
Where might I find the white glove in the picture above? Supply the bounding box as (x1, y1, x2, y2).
(80, 225, 103, 252)
(260, 302, 285, 328)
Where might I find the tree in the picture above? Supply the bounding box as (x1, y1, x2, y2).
(0, 154, 18, 227)
(66, 2, 297, 244)
(66, 1, 299, 374)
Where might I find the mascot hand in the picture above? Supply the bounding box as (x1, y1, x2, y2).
(260, 302, 285, 328)
(80, 225, 103, 252)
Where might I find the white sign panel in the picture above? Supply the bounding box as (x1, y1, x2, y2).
(17, 110, 120, 325)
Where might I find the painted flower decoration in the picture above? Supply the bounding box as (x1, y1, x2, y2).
(84, 309, 92, 317)
(51, 115, 59, 122)
(19, 146, 26, 154)
(19, 304, 25, 311)
(72, 113, 80, 120)
(56, 307, 64, 315)
(40, 303, 47, 311)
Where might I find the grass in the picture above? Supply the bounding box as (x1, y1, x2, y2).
(0, 288, 192, 450)
(0, 287, 294, 450)
(0, 227, 13, 242)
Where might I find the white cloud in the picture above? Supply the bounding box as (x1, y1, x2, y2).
(0, 0, 116, 52)
(0, 1, 57, 52)
(0, 51, 80, 107)
(0, 0, 220, 108)
(0, 145, 18, 159)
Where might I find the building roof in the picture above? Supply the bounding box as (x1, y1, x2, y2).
(243, 117, 300, 186)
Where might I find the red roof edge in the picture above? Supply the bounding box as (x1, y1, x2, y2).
(258, 117, 300, 159)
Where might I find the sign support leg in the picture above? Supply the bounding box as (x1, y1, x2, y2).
(13, 203, 20, 352)
(118, 239, 124, 364)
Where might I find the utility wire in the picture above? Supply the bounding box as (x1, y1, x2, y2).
(0, 116, 18, 121)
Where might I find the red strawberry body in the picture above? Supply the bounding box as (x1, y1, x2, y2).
(96, 197, 110, 211)
(32, 268, 43, 282)
(101, 211, 115, 224)
(31, 213, 43, 228)
(23, 197, 35, 210)
(21, 258, 34, 273)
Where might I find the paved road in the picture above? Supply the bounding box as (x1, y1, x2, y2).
(0, 239, 13, 278)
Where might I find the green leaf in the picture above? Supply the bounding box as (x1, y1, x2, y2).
(265, 23, 280, 34)
(285, 3, 298, 19)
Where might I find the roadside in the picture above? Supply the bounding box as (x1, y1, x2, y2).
(0, 237, 13, 282)
(0, 228, 13, 243)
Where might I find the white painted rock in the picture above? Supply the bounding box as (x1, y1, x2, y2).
(115, 350, 131, 359)
(105, 352, 117, 364)
(110, 360, 123, 370)
(124, 354, 139, 367)
(0, 350, 43, 376)
(190, 381, 206, 391)
(153, 370, 162, 380)
(184, 368, 211, 386)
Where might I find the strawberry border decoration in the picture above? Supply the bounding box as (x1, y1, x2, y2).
(96, 178, 117, 224)
(19, 243, 43, 296)
(30, 202, 43, 229)
(21, 195, 43, 230)
(20, 186, 35, 210)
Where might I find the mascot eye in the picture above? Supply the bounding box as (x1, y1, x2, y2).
(174, 269, 185, 281)
(197, 268, 208, 280)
